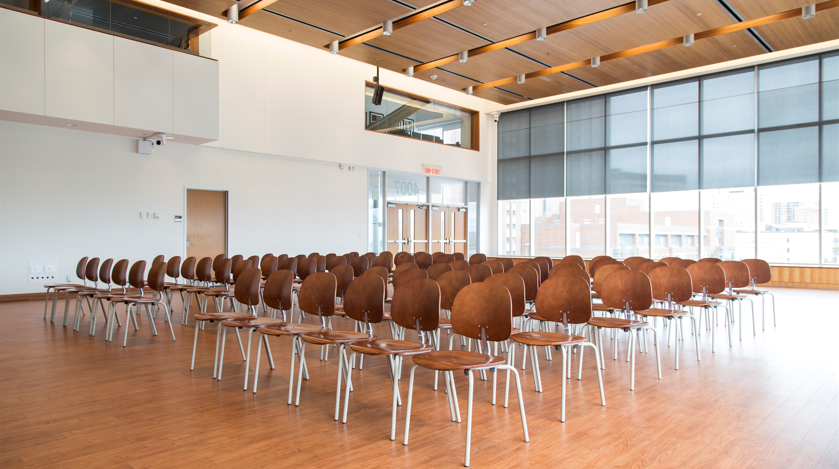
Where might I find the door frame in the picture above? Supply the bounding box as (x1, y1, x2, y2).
(183, 186, 229, 259)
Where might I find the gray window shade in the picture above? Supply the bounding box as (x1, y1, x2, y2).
(567, 151, 605, 196)
(758, 127, 819, 185)
(530, 103, 564, 156)
(823, 124, 839, 182)
(498, 158, 530, 200)
(567, 97, 605, 151)
(653, 81, 698, 141)
(653, 140, 699, 191)
(759, 56, 820, 128)
(607, 145, 647, 194)
(530, 153, 565, 198)
(700, 134, 755, 189)
(823, 52, 839, 121)
(701, 69, 755, 135)
(499, 110, 530, 159)
(607, 90, 647, 146)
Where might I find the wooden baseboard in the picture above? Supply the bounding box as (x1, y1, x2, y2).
(0, 292, 57, 302)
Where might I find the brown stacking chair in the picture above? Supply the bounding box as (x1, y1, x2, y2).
(315, 255, 327, 273)
(66, 257, 101, 329)
(592, 264, 629, 300)
(90, 259, 129, 335)
(280, 257, 298, 278)
(293, 257, 318, 322)
(208, 260, 250, 313)
(436, 269, 473, 361)
(112, 261, 177, 347)
(482, 260, 504, 274)
(327, 255, 348, 272)
(325, 253, 337, 266)
(498, 258, 515, 272)
(415, 252, 433, 269)
(73, 258, 113, 333)
(512, 275, 605, 422)
(590, 257, 618, 277)
(623, 257, 650, 270)
(394, 252, 414, 267)
(426, 262, 452, 281)
(346, 278, 441, 436)
(534, 256, 554, 270)
(466, 264, 492, 283)
(183, 257, 213, 323)
(262, 270, 294, 321)
(453, 253, 465, 261)
(735, 259, 775, 329)
(485, 273, 527, 383)
(709, 261, 754, 340)
(393, 266, 427, 291)
(230, 254, 244, 272)
(79, 258, 116, 335)
(299, 273, 379, 419)
(550, 262, 583, 276)
(231, 259, 251, 284)
(216, 268, 284, 390)
(44, 256, 90, 322)
(639, 261, 667, 275)
(295, 254, 308, 267)
(671, 258, 696, 269)
(374, 253, 394, 274)
(351, 256, 369, 277)
(508, 263, 539, 311)
(431, 252, 445, 263)
(104, 260, 147, 342)
(659, 256, 680, 265)
(552, 267, 591, 284)
(261, 253, 274, 269)
(530, 258, 549, 284)
(435, 254, 455, 265)
(679, 263, 727, 352)
(364, 266, 389, 285)
(260, 254, 279, 279)
(332, 264, 355, 306)
(275, 254, 289, 269)
(468, 253, 487, 265)
(449, 259, 469, 271)
(560, 257, 586, 271)
(186, 258, 233, 325)
(393, 261, 418, 283)
(698, 257, 722, 264)
(589, 270, 661, 391)
(403, 282, 529, 468)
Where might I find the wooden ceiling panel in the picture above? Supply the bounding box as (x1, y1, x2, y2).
(568, 31, 767, 86)
(437, 48, 552, 84)
(472, 88, 528, 105)
(338, 46, 421, 75)
(164, 0, 231, 20)
(434, 0, 623, 42)
(261, 0, 411, 37)
(724, 0, 813, 20)
(751, 9, 839, 51)
(365, 18, 489, 63)
(497, 74, 593, 99)
(239, 10, 338, 49)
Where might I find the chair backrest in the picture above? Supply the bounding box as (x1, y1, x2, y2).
(590, 257, 618, 277)
(391, 278, 441, 333)
(482, 260, 504, 274)
(560, 257, 586, 270)
(435, 254, 455, 265)
(374, 254, 393, 272)
(152, 255, 165, 266)
(230, 254, 244, 271)
(298, 272, 336, 317)
(393, 266, 428, 290)
(280, 257, 298, 276)
(551, 262, 582, 275)
(508, 263, 539, 302)
(351, 256, 369, 277)
(394, 252, 414, 267)
(232, 260, 252, 283)
(342, 273, 384, 323)
(550, 266, 591, 284)
(195, 257, 213, 283)
(498, 258, 515, 272)
(437, 270, 472, 311)
(364, 252, 377, 266)
(449, 259, 469, 271)
(534, 256, 554, 270)
(659, 257, 681, 265)
(147, 261, 167, 293)
(276, 254, 289, 268)
(486, 272, 526, 318)
(466, 264, 492, 283)
(166, 256, 181, 280)
(535, 276, 592, 325)
(531, 258, 549, 284)
(363, 266, 389, 285)
(181, 257, 196, 282)
(593, 263, 630, 294)
(671, 258, 697, 269)
(648, 266, 693, 303)
(639, 261, 668, 275)
(332, 264, 355, 298)
(601, 270, 654, 312)
(298, 257, 317, 281)
(215, 258, 232, 285)
(112, 259, 129, 288)
(260, 255, 279, 279)
(308, 252, 320, 259)
(234, 268, 262, 307)
(128, 260, 147, 290)
(685, 262, 726, 294)
(717, 261, 750, 289)
(451, 283, 513, 342)
(261, 253, 274, 267)
(295, 254, 307, 266)
(623, 256, 649, 271)
(415, 252, 433, 269)
(315, 255, 327, 273)
(247, 255, 260, 270)
(85, 257, 100, 283)
(426, 262, 452, 281)
(327, 255, 348, 271)
(698, 257, 722, 264)
(263, 270, 294, 311)
(393, 262, 419, 282)
(349, 251, 360, 259)
(213, 254, 228, 272)
(75, 257, 89, 282)
(468, 253, 487, 265)
(325, 253, 337, 266)
(741, 259, 771, 284)
(453, 252, 465, 261)
(99, 258, 114, 285)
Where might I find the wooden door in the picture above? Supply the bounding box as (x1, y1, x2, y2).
(451, 207, 467, 255)
(403, 204, 427, 254)
(186, 189, 227, 260)
(430, 206, 444, 254)
(386, 203, 402, 256)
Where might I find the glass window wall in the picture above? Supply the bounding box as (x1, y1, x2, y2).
(609, 194, 649, 259)
(570, 196, 605, 258)
(533, 198, 565, 257)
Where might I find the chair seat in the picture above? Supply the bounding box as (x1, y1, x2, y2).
(301, 330, 375, 345)
(438, 316, 452, 329)
(76, 288, 113, 297)
(591, 292, 601, 299)
(258, 323, 326, 336)
(734, 288, 768, 295)
(91, 292, 131, 300)
(588, 317, 648, 329)
(592, 303, 616, 312)
(45, 283, 83, 289)
(636, 307, 687, 318)
(194, 312, 252, 321)
(205, 289, 235, 298)
(186, 287, 212, 294)
(111, 295, 160, 305)
(708, 293, 748, 301)
(511, 331, 586, 347)
(678, 299, 722, 308)
(412, 350, 506, 371)
(349, 339, 432, 356)
(527, 312, 549, 322)
(220, 317, 285, 328)
(166, 284, 194, 291)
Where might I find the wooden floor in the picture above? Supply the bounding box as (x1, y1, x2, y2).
(1, 288, 837, 468)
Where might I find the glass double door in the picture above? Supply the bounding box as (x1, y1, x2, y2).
(430, 206, 467, 255)
(386, 203, 428, 256)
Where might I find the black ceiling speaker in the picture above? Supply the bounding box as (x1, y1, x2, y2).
(372, 66, 384, 106)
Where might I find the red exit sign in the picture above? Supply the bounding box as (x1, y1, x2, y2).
(423, 167, 440, 175)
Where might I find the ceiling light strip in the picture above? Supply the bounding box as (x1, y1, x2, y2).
(471, 0, 839, 92)
(714, 0, 774, 52)
(410, 0, 671, 74)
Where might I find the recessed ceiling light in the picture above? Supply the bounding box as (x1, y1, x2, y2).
(133, 16, 138, 20)
(430, 75, 437, 80)
(733, 45, 737, 47)
(65, 123, 76, 127)
(483, 23, 487, 26)
(697, 12, 701, 16)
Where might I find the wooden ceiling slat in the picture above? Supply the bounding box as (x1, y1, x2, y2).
(751, 7, 839, 51)
(337, 0, 464, 51)
(365, 19, 488, 63)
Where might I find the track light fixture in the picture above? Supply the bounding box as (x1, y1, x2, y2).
(463, 0, 475, 5)
(536, 27, 546, 41)
(227, 1, 239, 24)
(459, 51, 468, 63)
(405, 66, 414, 77)
(383, 20, 393, 35)
(683, 33, 694, 46)
(465, 86, 473, 95)
(802, 4, 816, 18)
(591, 56, 600, 68)
(372, 67, 384, 106)
(517, 74, 525, 84)
(636, 0, 648, 13)
(329, 41, 339, 54)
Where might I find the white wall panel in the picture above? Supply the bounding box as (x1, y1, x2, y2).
(300, 51, 335, 125)
(222, 103, 263, 154)
(45, 20, 114, 125)
(220, 26, 264, 110)
(264, 111, 301, 157)
(264, 35, 302, 118)
(0, 9, 45, 115)
(114, 37, 173, 133)
(174, 52, 219, 141)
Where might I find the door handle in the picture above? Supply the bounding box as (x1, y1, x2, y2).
(186, 242, 191, 246)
